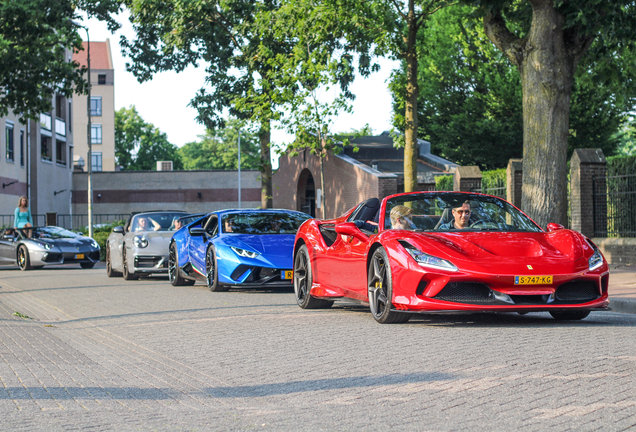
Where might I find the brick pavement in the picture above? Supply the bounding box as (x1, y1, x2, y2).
(0, 265, 635, 431)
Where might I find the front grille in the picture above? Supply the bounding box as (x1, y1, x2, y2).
(433, 282, 494, 304)
(556, 281, 598, 302)
(42, 252, 62, 262)
(135, 256, 165, 268)
(230, 265, 292, 284)
(509, 294, 548, 305)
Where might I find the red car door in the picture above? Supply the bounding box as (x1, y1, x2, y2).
(315, 226, 369, 301)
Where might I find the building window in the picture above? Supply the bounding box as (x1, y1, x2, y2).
(56, 139, 66, 165)
(90, 96, 102, 116)
(98, 74, 106, 85)
(20, 130, 24, 167)
(41, 136, 52, 162)
(92, 152, 102, 172)
(68, 102, 72, 132)
(91, 124, 102, 144)
(69, 146, 73, 171)
(5, 124, 14, 162)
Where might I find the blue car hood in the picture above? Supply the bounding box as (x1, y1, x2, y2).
(224, 234, 295, 258)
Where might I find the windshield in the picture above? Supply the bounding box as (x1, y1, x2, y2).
(130, 212, 187, 232)
(32, 226, 81, 239)
(222, 212, 311, 234)
(384, 193, 542, 233)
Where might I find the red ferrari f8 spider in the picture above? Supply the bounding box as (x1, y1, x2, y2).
(292, 192, 610, 323)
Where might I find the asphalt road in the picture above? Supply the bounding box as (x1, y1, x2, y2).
(1, 264, 635, 431)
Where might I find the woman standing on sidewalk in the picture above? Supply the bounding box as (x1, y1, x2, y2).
(14, 196, 33, 238)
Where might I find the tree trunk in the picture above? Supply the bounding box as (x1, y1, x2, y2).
(259, 120, 273, 209)
(519, 3, 573, 228)
(403, 0, 419, 193)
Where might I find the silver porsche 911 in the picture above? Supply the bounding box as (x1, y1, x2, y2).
(105, 210, 191, 280)
(0, 226, 100, 270)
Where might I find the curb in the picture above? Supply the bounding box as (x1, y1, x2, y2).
(609, 297, 636, 315)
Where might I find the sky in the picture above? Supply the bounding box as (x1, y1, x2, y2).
(80, 12, 400, 164)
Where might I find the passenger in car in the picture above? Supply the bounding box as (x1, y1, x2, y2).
(390, 205, 416, 230)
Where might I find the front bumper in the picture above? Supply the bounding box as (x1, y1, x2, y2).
(389, 262, 610, 313)
(133, 254, 169, 274)
(32, 249, 100, 266)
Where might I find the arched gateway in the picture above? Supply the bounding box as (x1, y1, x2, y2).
(296, 169, 316, 217)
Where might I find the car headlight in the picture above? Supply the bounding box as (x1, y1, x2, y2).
(230, 246, 259, 258)
(588, 248, 603, 271)
(133, 235, 149, 248)
(403, 245, 458, 272)
(90, 240, 100, 249)
(35, 242, 52, 250)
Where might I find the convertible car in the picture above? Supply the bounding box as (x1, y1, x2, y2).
(293, 192, 610, 323)
(105, 210, 189, 279)
(0, 226, 100, 270)
(169, 209, 311, 290)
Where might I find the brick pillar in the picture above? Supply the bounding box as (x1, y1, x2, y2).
(570, 149, 606, 237)
(453, 166, 482, 192)
(506, 159, 523, 208)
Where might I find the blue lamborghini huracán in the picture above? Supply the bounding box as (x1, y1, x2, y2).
(168, 209, 311, 291)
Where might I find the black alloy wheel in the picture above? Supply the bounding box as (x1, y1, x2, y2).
(122, 247, 138, 281)
(293, 244, 333, 309)
(106, 243, 122, 277)
(549, 310, 591, 320)
(367, 247, 410, 324)
(169, 243, 194, 286)
(17, 245, 32, 271)
(206, 246, 227, 292)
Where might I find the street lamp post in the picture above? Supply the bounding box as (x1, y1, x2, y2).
(85, 33, 93, 238)
(238, 129, 241, 209)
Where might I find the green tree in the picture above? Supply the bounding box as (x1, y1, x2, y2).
(0, 0, 121, 119)
(467, 0, 636, 227)
(391, 5, 629, 170)
(115, 106, 182, 171)
(178, 118, 260, 170)
(121, 0, 300, 208)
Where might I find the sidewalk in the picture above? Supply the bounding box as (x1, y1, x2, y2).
(608, 264, 636, 314)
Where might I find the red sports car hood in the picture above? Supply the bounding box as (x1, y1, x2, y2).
(400, 229, 590, 274)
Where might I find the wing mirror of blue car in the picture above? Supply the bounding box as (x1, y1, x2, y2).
(546, 223, 565, 232)
(189, 227, 206, 236)
(112, 226, 124, 234)
(335, 222, 369, 243)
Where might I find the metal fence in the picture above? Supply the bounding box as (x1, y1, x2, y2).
(0, 214, 128, 231)
(472, 176, 507, 200)
(593, 173, 636, 237)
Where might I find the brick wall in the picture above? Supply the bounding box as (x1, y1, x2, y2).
(273, 150, 397, 219)
(72, 170, 261, 215)
(570, 149, 606, 237)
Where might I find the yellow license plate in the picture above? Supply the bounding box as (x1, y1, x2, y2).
(75, 254, 84, 259)
(515, 275, 553, 285)
(282, 270, 293, 280)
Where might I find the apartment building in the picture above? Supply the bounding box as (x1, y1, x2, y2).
(0, 90, 75, 222)
(72, 39, 116, 172)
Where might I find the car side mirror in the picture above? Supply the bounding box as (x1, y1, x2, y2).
(546, 223, 565, 232)
(335, 222, 369, 243)
(189, 227, 206, 236)
(112, 226, 124, 234)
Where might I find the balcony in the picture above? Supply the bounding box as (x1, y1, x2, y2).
(55, 117, 66, 137)
(40, 113, 52, 131)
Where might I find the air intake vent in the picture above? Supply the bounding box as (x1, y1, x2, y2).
(556, 281, 598, 302)
(433, 282, 494, 304)
(157, 161, 173, 171)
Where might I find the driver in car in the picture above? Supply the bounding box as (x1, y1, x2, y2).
(439, 201, 472, 230)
